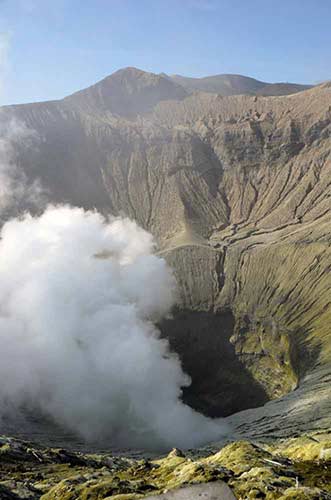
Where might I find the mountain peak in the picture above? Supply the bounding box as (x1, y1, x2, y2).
(65, 67, 187, 117)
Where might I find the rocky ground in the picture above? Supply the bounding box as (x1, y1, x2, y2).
(1, 432, 331, 499)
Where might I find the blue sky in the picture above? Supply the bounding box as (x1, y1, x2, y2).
(0, 0, 330, 105)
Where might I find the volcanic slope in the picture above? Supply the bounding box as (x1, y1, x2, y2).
(1, 68, 331, 441)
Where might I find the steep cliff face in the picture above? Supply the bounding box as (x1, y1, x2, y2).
(1, 70, 330, 438)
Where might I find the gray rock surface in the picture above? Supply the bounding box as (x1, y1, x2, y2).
(145, 482, 236, 499)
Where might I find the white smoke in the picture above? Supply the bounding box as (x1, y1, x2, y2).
(0, 205, 224, 450)
(0, 117, 46, 214)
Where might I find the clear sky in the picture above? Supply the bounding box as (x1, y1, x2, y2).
(0, 0, 330, 105)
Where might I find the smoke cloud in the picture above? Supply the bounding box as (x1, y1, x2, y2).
(0, 205, 224, 450)
(0, 117, 46, 216)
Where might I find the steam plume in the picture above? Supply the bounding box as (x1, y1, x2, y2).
(0, 206, 224, 450)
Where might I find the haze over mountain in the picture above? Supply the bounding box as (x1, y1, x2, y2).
(0, 66, 331, 446)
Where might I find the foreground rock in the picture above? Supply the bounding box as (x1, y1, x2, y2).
(145, 481, 236, 499)
(1, 433, 331, 499)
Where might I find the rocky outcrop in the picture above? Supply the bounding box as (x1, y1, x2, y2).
(0, 69, 330, 443)
(1, 432, 331, 499)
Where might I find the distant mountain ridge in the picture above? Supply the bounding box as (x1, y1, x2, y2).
(61, 67, 313, 117)
(4, 67, 314, 114)
(166, 72, 313, 96)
